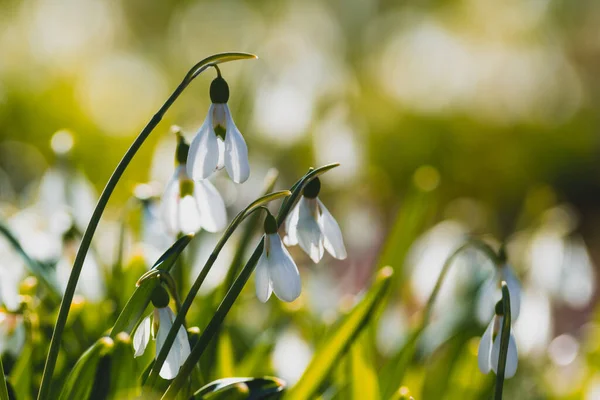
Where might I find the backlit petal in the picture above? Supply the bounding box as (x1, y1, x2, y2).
(223, 105, 250, 183)
(194, 180, 227, 232)
(160, 170, 181, 235)
(317, 198, 347, 260)
(283, 201, 300, 246)
(133, 315, 151, 357)
(178, 195, 202, 235)
(255, 245, 272, 303)
(296, 197, 324, 263)
(477, 317, 494, 374)
(267, 233, 301, 302)
(475, 276, 497, 324)
(187, 106, 220, 180)
(504, 334, 519, 378)
(156, 307, 182, 379)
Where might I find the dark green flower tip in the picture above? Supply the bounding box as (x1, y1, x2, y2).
(495, 300, 504, 316)
(175, 134, 190, 165)
(264, 213, 278, 234)
(210, 76, 230, 104)
(151, 285, 170, 308)
(497, 244, 507, 265)
(303, 177, 321, 199)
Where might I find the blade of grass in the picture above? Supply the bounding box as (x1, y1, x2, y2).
(285, 267, 393, 400)
(494, 282, 512, 400)
(0, 355, 9, 400)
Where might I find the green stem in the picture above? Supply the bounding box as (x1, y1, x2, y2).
(36, 52, 257, 400)
(494, 282, 512, 400)
(162, 163, 339, 399)
(145, 192, 289, 390)
(0, 355, 9, 400)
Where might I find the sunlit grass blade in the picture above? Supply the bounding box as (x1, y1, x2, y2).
(350, 333, 380, 400)
(285, 267, 393, 400)
(58, 337, 114, 400)
(192, 377, 286, 400)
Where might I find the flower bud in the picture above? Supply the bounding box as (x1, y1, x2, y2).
(303, 177, 321, 199)
(210, 76, 230, 104)
(150, 285, 170, 308)
(264, 213, 278, 234)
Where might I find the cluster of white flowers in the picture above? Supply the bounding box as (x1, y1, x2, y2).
(134, 71, 347, 378)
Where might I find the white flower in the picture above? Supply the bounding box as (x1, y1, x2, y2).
(187, 76, 249, 184)
(161, 165, 227, 235)
(284, 178, 347, 263)
(476, 264, 521, 324)
(133, 306, 191, 380)
(478, 313, 518, 379)
(0, 311, 25, 357)
(255, 215, 302, 303)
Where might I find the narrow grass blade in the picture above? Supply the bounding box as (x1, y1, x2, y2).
(285, 267, 393, 400)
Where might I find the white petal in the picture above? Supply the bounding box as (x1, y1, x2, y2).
(283, 201, 300, 246)
(504, 334, 519, 378)
(133, 315, 151, 357)
(216, 139, 225, 170)
(501, 265, 521, 322)
(317, 199, 347, 260)
(255, 246, 272, 303)
(475, 276, 497, 324)
(187, 106, 220, 180)
(156, 307, 181, 379)
(296, 197, 324, 263)
(194, 180, 227, 232)
(223, 105, 250, 183)
(477, 318, 494, 374)
(178, 195, 202, 235)
(160, 171, 181, 235)
(267, 233, 301, 302)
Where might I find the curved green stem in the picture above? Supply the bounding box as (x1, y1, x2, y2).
(162, 163, 339, 399)
(145, 191, 290, 390)
(36, 52, 257, 400)
(494, 282, 512, 400)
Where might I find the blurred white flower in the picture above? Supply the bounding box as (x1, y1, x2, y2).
(478, 312, 518, 379)
(476, 263, 521, 324)
(187, 76, 249, 184)
(132, 288, 190, 380)
(255, 214, 301, 303)
(284, 178, 346, 263)
(0, 311, 25, 357)
(56, 239, 105, 303)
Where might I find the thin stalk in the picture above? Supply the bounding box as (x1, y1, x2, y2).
(162, 163, 339, 399)
(494, 282, 512, 400)
(0, 355, 9, 400)
(36, 52, 257, 400)
(145, 192, 289, 389)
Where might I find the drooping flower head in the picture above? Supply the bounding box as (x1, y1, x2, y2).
(132, 285, 190, 379)
(187, 72, 249, 183)
(255, 213, 301, 303)
(475, 247, 521, 324)
(161, 132, 227, 236)
(284, 177, 347, 263)
(478, 300, 518, 379)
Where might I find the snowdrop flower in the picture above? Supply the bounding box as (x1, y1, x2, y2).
(284, 178, 347, 263)
(187, 74, 249, 183)
(476, 260, 522, 324)
(255, 213, 301, 303)
(132, 286, 190, 379)
(161, 133, 227, 236)
(478, 302, 518, 378)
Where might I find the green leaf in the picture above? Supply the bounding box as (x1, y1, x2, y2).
(58, 337, 114, 400)
(0, 355, 9, 400)
(350, 333, 380, 400)
(192, 377, 286, 400)
(285, 267, 394, 400)
(216, 330, 236, 378)
(8, 343, 33, 400)
(109, 234, 193, 337)
(188, 52, 258, 80)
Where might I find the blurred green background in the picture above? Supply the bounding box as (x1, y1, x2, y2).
(1, 0, 600, 399)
